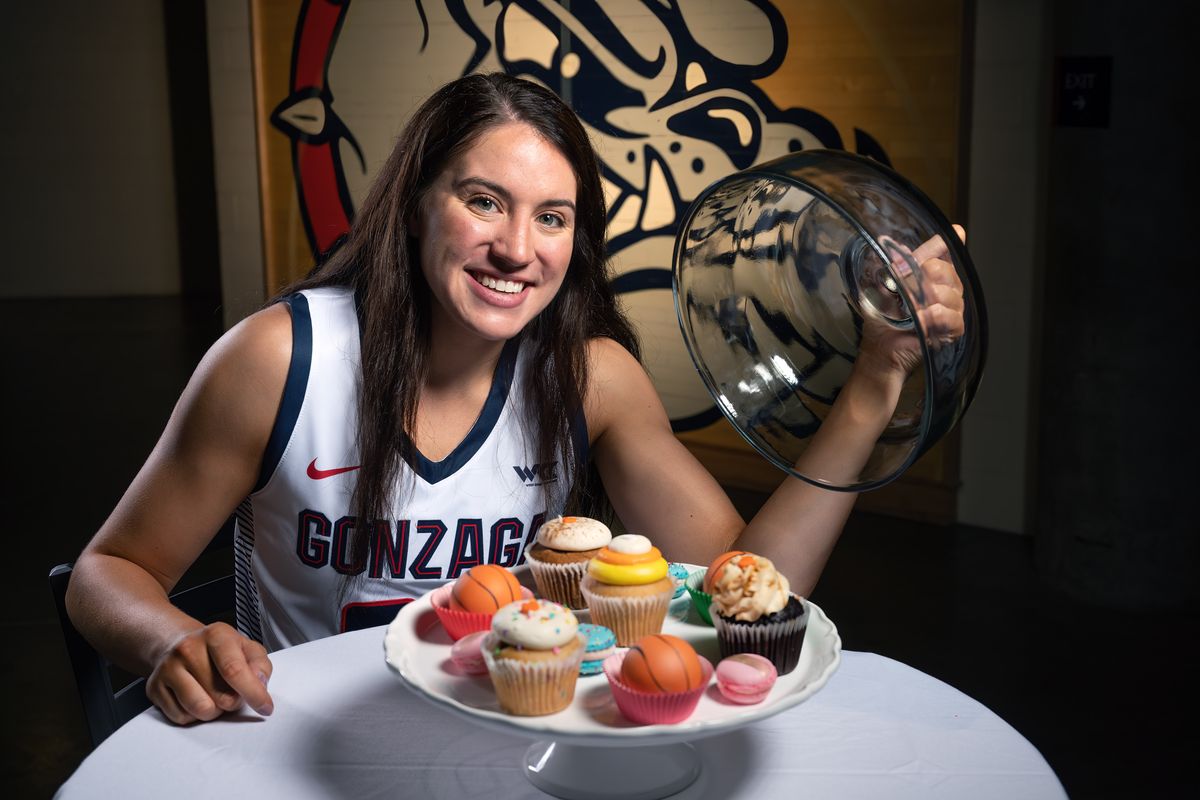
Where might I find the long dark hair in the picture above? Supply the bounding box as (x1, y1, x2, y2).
(282, 72, 640, 576)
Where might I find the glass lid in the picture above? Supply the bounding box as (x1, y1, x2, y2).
(672, 150, 987, 491)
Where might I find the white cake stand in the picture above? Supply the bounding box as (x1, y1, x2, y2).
(384, 568, 841, 800)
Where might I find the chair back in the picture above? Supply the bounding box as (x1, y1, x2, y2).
(49, 520, 237, 747)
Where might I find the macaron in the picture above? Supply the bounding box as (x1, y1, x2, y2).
(715, 653, 778, 704)
(667, 563, 689, 599)
(449, 630, 489, 675)
(578, 623, 617, 676)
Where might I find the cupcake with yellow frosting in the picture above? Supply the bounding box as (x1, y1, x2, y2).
(579, 534, 675, 646)
(523, 515, 612, 609)
(709, 552, 808, 675)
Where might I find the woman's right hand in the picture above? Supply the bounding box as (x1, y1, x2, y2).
(146, 622, 274, 725)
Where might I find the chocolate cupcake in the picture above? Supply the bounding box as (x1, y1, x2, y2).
(709, 553, 808, 675)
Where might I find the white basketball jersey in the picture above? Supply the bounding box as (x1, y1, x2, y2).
(234, 287, 580, 651)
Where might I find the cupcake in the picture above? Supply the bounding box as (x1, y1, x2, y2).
(685, 550, 748, 626)
(579, 534, 675, 646)
(709, 553, 808, 675)
(431, 564, 531, 641)
(523, 515, 612, 609)
(482, 599, 586, 716)
(603, 634, 713, 724)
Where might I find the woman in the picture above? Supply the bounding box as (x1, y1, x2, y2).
(67, 73, 964, 726)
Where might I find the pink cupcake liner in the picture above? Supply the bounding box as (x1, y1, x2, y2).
(430, 584, 533, 641)
(602, 651, 714, 724)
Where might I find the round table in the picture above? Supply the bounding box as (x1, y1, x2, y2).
(55, 626, 1065, 799)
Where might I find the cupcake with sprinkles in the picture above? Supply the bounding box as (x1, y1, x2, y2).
(579, 534, 675, 646)
(709, 552, 808, 675)
(482, 599, 587, 716)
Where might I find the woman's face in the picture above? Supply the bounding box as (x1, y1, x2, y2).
(416, 121, 577, 344)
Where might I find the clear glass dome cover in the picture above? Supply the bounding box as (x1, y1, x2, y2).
(672, 150, 987, 491)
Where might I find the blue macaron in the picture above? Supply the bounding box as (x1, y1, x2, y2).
(668, 562, 690, 598)
(578, 623, 617, 676)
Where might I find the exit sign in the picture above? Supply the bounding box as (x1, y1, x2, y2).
(1055, 57, 1112, 128)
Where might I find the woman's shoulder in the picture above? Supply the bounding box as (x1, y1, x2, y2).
(584, 335, 640, 372)
(583, 335, 660, 422)
(212, 301, 293, 371)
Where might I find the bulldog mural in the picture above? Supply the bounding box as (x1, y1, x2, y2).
(270, 0, 892, 431)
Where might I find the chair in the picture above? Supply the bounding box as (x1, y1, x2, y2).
(49, 520, 236, 748)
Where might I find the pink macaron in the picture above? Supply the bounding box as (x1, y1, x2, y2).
(449, 630, 489, 675)
(715, 653, 777, 704)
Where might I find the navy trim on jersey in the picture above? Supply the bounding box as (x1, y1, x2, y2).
(412, 337, 520, 484)
(571, 407, 589, 473)
(255, 293, 313, 492)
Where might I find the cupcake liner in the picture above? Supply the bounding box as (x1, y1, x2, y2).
(579, 577, 674, 646)
(602, 652, 713, 724)
(684, 570, 714, 626)
(481, 632, 587, 716)
(430, 584, 534, 641)
(524, 556, 590, 609)
(711, 596, 809, 675)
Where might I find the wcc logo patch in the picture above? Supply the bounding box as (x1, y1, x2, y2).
(513, 462, 558, 486)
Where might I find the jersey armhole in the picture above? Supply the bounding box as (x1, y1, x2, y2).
(570, 405, 589, 474)
(253, 293, 312, 492)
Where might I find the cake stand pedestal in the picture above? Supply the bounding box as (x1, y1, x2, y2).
(523, 740, 702, 800)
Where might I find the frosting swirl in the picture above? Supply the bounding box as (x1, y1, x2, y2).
(586, 534, 669, 585)
(709, 554, 790, 622)
(491, 599, 579, 649)
(536, 515, 612, 552)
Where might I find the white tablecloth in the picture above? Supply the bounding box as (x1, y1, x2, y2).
(56, 626, 1064, 799)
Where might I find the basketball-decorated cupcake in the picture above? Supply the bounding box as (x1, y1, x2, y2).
(431, 564, 532, 641)
(603, 634, 713, 724)
(579, 534, 675, 646)
(523, 515, 612, 609)
(685, 550, 749, 626)
(482, 599, 586, 716)
(709, 553, 808, 675)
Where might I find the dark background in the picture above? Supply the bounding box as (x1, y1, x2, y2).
(2, 1, 1198, 797)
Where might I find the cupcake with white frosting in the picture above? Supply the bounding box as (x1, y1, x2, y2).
(709, 553, 808, 675)
(523, 515, 612, 609)
(482, 599, 586, 715)
(579, 534, 675, 646)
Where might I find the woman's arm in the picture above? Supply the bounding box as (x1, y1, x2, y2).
(66, 302, 293, 724)
(586, 338, 875, 595)
(589, 229, 965, 596)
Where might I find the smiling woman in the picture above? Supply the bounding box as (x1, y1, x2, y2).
(415, 123, 577, 344)
(65, 72, 964, 730)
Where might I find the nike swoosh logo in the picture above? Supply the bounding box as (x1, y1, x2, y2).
(306, 459, 361, 480)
